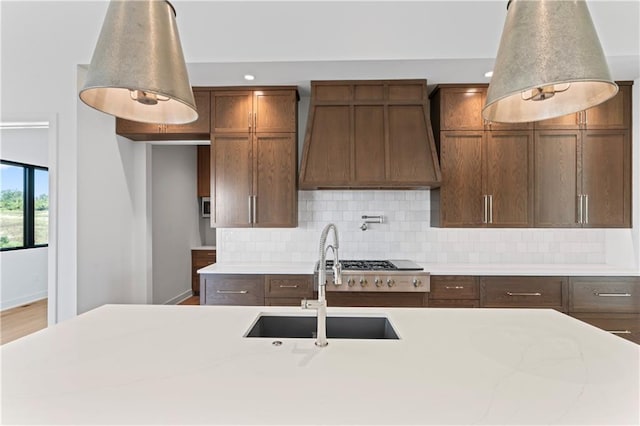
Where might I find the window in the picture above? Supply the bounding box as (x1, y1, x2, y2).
(0, 160, 48, 250)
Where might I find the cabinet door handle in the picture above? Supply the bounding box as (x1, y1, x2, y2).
(248, 196, 253, 224)
(583, 110, 588, 126)
(279, 285, 299, 288)
(483, 195, 488, 224)
(506, 292, 542, 296)
(254, 112, 257, 129)
(593, 292, 632, 297)
(252, 195, 257, 224)
(217, 290, 248, 294)
(577, 195, 583, 224)
(584, 194, 589, 224)
(608, 330, 632, 335)
(445, 286, 465, 290)
(489, 194, 493, 224)
(248, 111, 252, 129)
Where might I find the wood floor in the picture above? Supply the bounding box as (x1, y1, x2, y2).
(179, 295, 200, 305)
(1, 299, 48, 345)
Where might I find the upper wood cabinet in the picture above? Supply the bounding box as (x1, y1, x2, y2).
(115, 89, 211, 141)
(197, 145, 210, 198)
(299, 80, 441, 189)
(210, 87, 298, 228)
(431, 81, 632, 228)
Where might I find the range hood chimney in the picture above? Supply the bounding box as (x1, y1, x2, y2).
(299, 79, 441, 189)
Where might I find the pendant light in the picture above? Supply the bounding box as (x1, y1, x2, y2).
(79, 0, 198, 124)
(483, 0, 618, 123)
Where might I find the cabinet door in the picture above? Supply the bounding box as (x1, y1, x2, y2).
(353, 105, 385, 184)
(534, 112, 581, 130)
(253, 133, 297, 227)
(583, 84, 631, 130)
(438, 87, 486, 130)
(581, 130, 631, 227)
(211, 91, 253, 133)
(485, 131, 533, 227)
(299, 105, 351, 188)
(211, 134, 252, 227)
(388, 104, 440, 185)
(115, 120, 162, 140)
(197, 145, 210, 197)
(164, 89, 211, 136)
(440, 132, 484, 227)
(534, 130, 581, 227)
(253, 90, 297, 133)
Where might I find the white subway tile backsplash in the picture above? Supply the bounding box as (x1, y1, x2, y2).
(216, 190, 609, 265)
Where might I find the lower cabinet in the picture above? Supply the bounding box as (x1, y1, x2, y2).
(568, 276, 640, 344)
(428, 276, 479, 307)
(264, 275, 314, 306)
(191, 249, 216, 295)
(480, 276, 568, 312)
(201, 274, 264, 306)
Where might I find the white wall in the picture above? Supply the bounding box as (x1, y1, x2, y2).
(151, 146, 201, 304)
(0, 128, 49, 310)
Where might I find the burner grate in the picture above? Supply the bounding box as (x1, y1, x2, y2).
(324, 260, 397, 271)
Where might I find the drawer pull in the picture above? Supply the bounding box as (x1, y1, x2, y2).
(217, 290, 248, 294)
(506, 292, 542, 296)
(445, 286, 465, 290)
(279, 285, 299, 288)
(593, 292, 632, 297)
(608, 330, 632, 335)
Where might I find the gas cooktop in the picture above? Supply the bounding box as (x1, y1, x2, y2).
(322, 259, 423, 271)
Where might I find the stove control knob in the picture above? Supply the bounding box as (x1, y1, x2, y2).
(347, 278, 355, 287)
(375, 278, 382, 287)
(413, 279, 422, 287)
(359, 278, 367, 287)
(387, 279, 395, 287)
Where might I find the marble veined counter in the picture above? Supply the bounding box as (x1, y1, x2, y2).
(2, 304, 638, 424)
(198, 261, 639, 276)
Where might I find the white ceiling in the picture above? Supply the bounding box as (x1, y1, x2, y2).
(164, 1, 640, 95)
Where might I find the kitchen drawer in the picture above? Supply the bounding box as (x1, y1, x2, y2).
(570, 277, 640, 313)
(480, 276, 568, 311)
(428, 299, 479, 308)
(193, 249, 217, 263)
(265, 275, 313, 298)
(327, 292, 427, 308)
(429, 276, 479, 300)
(571, 313, 640, 344)
(201, 274, 264, 306)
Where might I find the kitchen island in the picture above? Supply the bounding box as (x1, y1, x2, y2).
(2, 304, 638, 425)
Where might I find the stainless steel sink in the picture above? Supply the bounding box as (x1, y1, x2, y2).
(245, 315, 399, 339)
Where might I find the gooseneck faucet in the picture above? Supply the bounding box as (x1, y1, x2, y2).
(302, 223, 342, 347)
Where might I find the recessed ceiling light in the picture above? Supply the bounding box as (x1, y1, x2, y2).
(484, 71, 494, 78)
(244, 74, 255, 81)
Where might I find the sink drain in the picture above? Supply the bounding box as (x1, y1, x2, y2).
(272, 340, 283, 346)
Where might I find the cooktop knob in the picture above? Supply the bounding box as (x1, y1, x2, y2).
(413, 278, 422, 287)
(359, 278, 367, 287)
(387, 279, 395, 287)
(375, 278, 382, 287)
(347, 278, 355, 287)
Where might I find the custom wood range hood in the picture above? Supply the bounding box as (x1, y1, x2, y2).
(299, 79, 441, 189)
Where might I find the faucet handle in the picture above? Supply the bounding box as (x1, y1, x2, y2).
(332, 262, 342, 285)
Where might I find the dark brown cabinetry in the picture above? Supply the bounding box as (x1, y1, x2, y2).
(191, 249, 216, 296)
(480, 276, 568, 312)
(326, 292, 427, 308)
(200, 274, 265, 306)
(264, 275, 314, 306)
(197, 145, 210, 197)
(568, 276, 640, 344)
(431, 82, 632, 228)
(434, 85, 534, 228)
(299, 80, 441, 189)
(428, 276, 479, 308)
(116, 89, 211, 141)
(210, 88, 298, 228)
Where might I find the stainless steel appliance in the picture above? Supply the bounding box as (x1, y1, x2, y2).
(316, 259, 429, 293)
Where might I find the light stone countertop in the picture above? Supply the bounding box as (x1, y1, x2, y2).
(191, 245, 216, 250)
(198, 261, 640, 276)
(2, 304, 638, 425)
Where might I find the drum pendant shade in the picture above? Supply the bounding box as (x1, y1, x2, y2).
(79, 0, 198, 124)
(483, 0, 618, 123)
